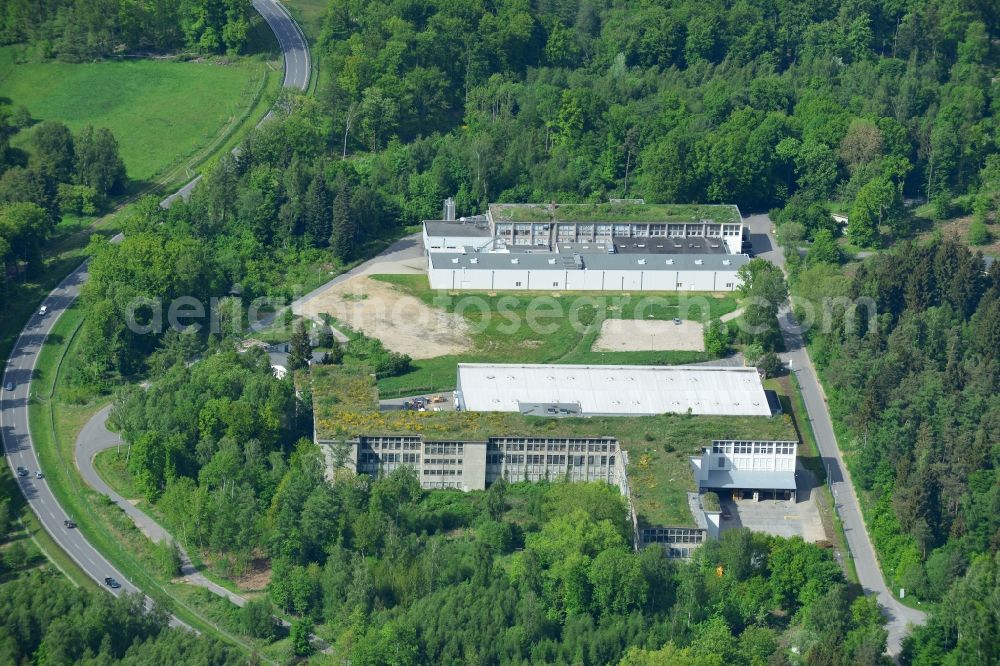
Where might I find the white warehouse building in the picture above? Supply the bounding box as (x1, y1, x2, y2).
(422, 201, 751, 292)
(455, 363, 774, 417)
(429, 252, 747, 292)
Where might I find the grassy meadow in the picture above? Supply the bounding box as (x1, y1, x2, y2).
(0, 47, 274, 185)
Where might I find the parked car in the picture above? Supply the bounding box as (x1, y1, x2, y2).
(673, 318, 682, 325)
(104, 577, 121, 589)
(63, 520, 76, 528)
(16, 467, 27, 477)
(35, 471, 44, 479)
(38, 305, 48, 316)
(3, 381, 13, 391)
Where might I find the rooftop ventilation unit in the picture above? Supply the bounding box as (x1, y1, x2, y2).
(694, 259, 704, 265)
(451, 258, 460, 264)
(638, 259, 646, 265)
(722, 259, 731, 265)
(511, 258, 519, 264)
(548, 258, 557, 265)
(666, 259, 674, 265)
(471, 257, 479, 264)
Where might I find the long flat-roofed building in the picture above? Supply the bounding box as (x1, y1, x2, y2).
(421, 200, 750, 292)
(428, 251, 747, 291)
(455, 363, 772, 417)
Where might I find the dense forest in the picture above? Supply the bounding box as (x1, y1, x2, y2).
(0, 0, 256, 59)
(792, 239, 999, 664)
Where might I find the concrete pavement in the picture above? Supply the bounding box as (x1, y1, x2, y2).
(744, 213, 926, 655)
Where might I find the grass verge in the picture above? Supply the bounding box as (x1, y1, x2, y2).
(26, 302, 276, 658)
(771, 374, 858, 583)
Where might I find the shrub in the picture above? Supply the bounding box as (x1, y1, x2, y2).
(757, 351, 784, 378)
(967, 218, 990, 245)
(154, 540, 182, 578)
(240, 599, 278, 641)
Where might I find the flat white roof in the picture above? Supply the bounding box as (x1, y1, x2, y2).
(457, 364, 771, 417)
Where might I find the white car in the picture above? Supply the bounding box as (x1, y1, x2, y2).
(38, 305, 48, 316)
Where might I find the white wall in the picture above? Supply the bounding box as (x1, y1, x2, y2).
(428, 267, 743, 292)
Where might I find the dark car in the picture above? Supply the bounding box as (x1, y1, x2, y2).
(3, 381, 13, 391)
(64, 520, 76, 529)
(16, 466, 27, 477)
(104, 577, 121, 589)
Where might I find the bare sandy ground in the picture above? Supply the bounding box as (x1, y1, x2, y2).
(294, 275, 472, 359)
(592, 318, 705, 352)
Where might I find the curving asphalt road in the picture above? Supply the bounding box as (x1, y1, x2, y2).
(745, 214, 926, 655)
(1, 0, 309, 628)
(160, 0, 310, 208)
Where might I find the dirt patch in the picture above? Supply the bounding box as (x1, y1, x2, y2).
(294, 275, 472, 359)
(918, 215, 1000, 255)
(592, 319, 705, 352)
(233, 557, 272, 592)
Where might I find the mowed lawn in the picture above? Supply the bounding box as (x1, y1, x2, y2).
(1, 48, 267, 182)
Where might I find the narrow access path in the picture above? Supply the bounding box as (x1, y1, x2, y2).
(76, 405, 247, 608)
(744, 213, 926, 656)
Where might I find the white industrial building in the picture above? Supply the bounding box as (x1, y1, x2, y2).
(422, 201, 750, 292)
(428, 252, 747, 292)
(455, 364, 774, 417)
(690, 440, 799, 501)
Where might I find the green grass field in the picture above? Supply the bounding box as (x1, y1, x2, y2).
(1, 47, 275, 184)
(369, 274, 739, 395)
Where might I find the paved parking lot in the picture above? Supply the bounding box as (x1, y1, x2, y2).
(718, 468, 827, 542)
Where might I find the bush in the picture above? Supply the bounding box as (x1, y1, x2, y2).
(291, 617, 314, 657)
(154, 540, 182, 578)
(240, 599, 278, 641)
(57, 183, 101, 215)
(967, 218, 990, 245)
(704, 319, 730, 357)
(757, 352, 784, 378)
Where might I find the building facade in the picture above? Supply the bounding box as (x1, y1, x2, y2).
(322, 434, 627, 493)
(690, 439, 799, 502)
(427, 252, 747, 292)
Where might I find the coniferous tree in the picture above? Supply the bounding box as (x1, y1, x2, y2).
(303, 172, 331, 247)
(330, 178, 353, 262)
(288, 320, 311, 370)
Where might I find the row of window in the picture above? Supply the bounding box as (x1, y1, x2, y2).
(422, 481, 462, 489)
(492, 440, 612, 452)
(423, 469, 461, 476)
(712, 441, 796, 455)
(424, 458, 462, 466)
(642, 528, 706, 544)
(425, 443, 464, 455)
